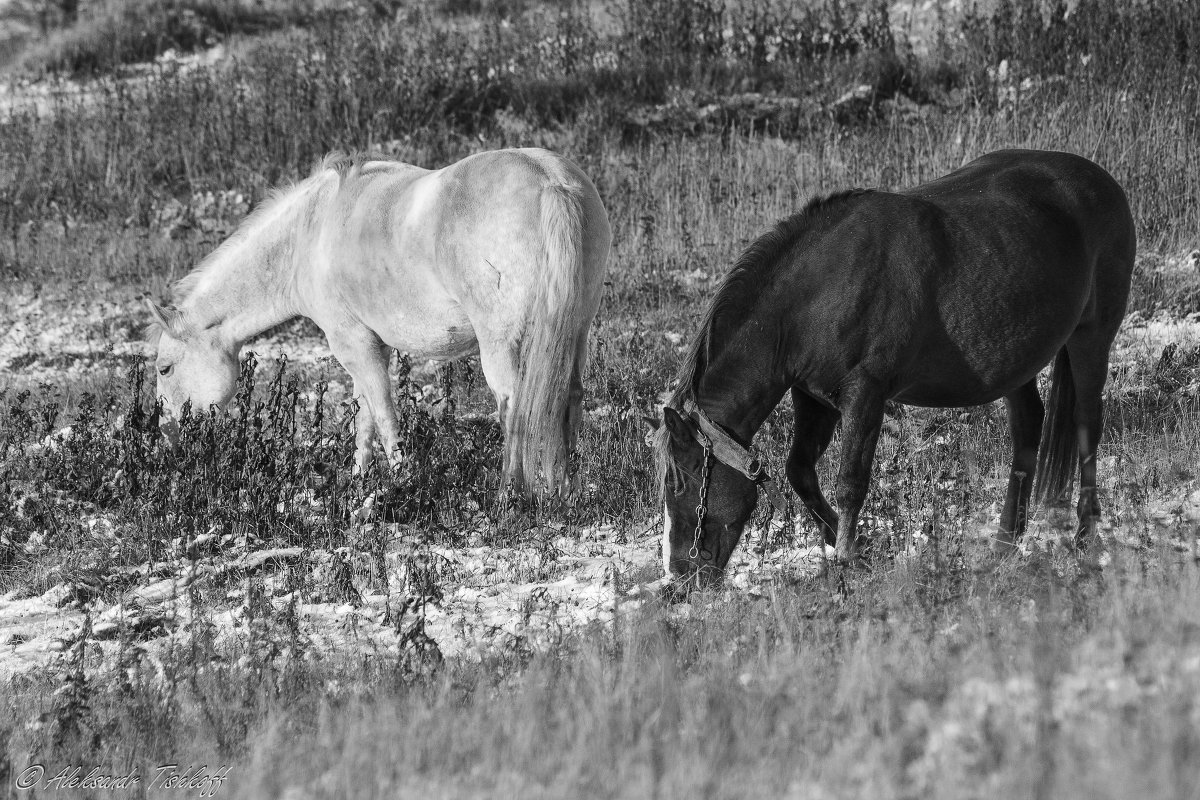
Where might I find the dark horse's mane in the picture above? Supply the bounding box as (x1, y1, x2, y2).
(654, 188, 873, 491)
(666, 188, 874, 409)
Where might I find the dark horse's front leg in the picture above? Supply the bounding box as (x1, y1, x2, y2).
(833, 374, 886, 562)
(785, 388, 840, 546)
(997, 379, 1045, 551)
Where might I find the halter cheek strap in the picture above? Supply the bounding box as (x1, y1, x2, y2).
(681, 399, 788, 513)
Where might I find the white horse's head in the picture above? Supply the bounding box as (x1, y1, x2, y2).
(145, 300, 240, 432)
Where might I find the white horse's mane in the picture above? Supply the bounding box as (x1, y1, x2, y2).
(145, 151, 375, 344)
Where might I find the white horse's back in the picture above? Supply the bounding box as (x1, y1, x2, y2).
(302, 148, 611, 491)
(150, 148, 610, 497)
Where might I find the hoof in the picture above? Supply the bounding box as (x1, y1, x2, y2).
(1072, 529, 1098, 553)
(1072, 534, 1108, 571)
(989, 533, 1020, 556)
(833, 554, 870, 572)
(973, 547, 1015, 574)
(1076, 550, 1106, 574)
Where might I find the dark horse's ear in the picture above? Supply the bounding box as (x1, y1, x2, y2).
(642, 415, 662, 448)
(662, 406, 692, 444)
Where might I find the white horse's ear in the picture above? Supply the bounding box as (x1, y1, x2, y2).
(145, 299, 181, 338)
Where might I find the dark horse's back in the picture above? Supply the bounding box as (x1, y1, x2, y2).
(787, 149, 1135, 408)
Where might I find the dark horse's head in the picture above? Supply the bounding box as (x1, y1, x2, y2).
(652, 405, 760, 596)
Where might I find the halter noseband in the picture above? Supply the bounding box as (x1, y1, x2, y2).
(681, 399, 788, 513)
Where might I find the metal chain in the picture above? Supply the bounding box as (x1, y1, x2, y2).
(689, 435, 712, 560)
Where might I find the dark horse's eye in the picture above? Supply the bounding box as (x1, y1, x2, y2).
(158, 364, 173, 377)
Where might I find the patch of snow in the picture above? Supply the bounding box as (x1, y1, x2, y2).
(1111, 310, 1200, 371)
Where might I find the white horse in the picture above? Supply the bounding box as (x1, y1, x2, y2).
(146, 148, 611, 496)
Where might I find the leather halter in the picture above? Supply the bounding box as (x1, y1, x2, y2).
(681, 399, 788, 513)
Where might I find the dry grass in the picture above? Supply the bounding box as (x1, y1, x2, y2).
(235, 549, 1200, 800)
(2, 1, 1200, 797)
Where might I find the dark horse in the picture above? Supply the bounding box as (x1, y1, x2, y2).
(652, 149, 1135, 589)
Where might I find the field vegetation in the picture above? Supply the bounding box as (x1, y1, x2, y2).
(1, 0, 1200, 797)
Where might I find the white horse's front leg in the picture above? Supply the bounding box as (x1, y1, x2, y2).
(352, 400, 378, 475)
(327, 330, 401, 471)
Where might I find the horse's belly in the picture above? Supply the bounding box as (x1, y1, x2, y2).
(372, 299, 479, 359)
(318, 243, 481, 358)
(889, 251, 1093, 407)
(893, 324, 1066, 407)
(894, 382, 1020, 408)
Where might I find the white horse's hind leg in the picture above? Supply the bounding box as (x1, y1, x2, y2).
(565, 335, 588, 453)
(327, 330, 401, 470)
(477, 341, 520, 486)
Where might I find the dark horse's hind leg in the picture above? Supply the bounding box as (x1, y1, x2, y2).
(996, 379, 1045, 551)
(1065, 334, 1111, 546)
(785, 389, 840, 546)
(832, 375, 886, 562)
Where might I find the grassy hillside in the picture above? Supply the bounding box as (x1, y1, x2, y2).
(1, 1, 1199, 797)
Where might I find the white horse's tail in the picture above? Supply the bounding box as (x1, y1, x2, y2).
(508, 180, 598, 496)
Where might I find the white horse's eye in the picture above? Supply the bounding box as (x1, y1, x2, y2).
(158, 364, 173, 377)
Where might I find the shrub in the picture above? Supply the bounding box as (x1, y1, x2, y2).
(14, 0, 333, 77)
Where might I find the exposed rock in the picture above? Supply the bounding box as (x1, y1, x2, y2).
(831, 83, 879, 125)
(987, 59, 1071, 111)
(880, 92, 931, 123)
(623, 90, 819, 139)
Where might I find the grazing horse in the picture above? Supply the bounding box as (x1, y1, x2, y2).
(147, 148, 611, 496)
(652, 149, 1135, 588)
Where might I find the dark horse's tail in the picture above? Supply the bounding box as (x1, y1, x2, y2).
(1035, 348, 1077, 505)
